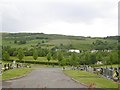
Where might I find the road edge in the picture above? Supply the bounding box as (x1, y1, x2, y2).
(2, 68, 34, 81)
(63, 70, 88, 88)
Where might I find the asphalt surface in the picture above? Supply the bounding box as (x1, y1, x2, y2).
(2, 68, 87, 88)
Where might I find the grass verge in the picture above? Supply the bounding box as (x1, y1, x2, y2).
(91, 64, 118, 68)
(2, 68, 33, 80)
(64, 70, 118, 88)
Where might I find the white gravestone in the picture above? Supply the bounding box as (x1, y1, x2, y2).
(13, 60, 16, 68)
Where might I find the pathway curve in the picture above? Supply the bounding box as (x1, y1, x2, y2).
(2, 68, 87, 88)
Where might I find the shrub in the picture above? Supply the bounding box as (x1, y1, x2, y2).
(4, 59, 59, 65)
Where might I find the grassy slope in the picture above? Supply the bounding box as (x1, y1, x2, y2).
(2, 68, 33, 80)
(2, 39, 42, 49)
(2, 33, 117, 50)
(64, 70, 118, 88)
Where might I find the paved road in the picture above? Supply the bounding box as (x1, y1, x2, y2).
(2, 68, 87, 88)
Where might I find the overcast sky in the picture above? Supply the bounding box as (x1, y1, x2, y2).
(0, 0, 119, 37)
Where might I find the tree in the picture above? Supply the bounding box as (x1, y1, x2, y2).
(84, 52, 90, 64)
(60, 59, 67, 66)
(57, 52, 63, 65)
(78, 52, 85, 65)
(17, 48, 24, 60)
(82, 52, 90, 65)
(70, 52, 79, 66)
(42, 40, 45, 43)
(3, 51, 10, 60)
(33, 49, 38, 60)
(8, 47, 16, 56)
(2, 46, 15, 56)
(18, 40, 26, 44)
(38, 48, 48, 57)
(89, 53, 97, 64)
(13, 50, 18, 56)
(14, 40, 17, 44)
(52, 51, 57, 60)
(109, 50, 118, 65)
(47, 52, 51, 62)
(92, 40, 109, 50)
(96, 52, 102, 61)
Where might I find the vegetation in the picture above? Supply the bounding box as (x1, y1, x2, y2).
(1, 33, 119, 88)
(2, 68, 33, 80)
(57, 52, 63, 65)
(1, 33, 119, 66)
(2, 33, 118, 50)
(17, 48, 25, 60)
(4, 59, 58, 65)
(33, 48, 38, 60)
(2, 51, 10, 61)
(64, 70, 118, 88)
(47, 52, 51, 62)
(70, 52, 79, 66)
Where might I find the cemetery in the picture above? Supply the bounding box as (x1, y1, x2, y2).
(1, 33, 120, 89)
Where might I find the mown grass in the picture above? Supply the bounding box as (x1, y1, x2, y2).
(92, 64, 118, 68)
(10, 56, 58, 62)
(2, 68, 33, 80)
(64, 70, 118, 88)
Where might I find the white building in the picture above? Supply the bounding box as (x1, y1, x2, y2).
(68, 49, 80, 53)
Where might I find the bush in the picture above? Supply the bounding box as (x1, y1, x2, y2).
(4, 59, 59, 65)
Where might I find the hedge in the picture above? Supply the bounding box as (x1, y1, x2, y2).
(2, 59, 59, 65)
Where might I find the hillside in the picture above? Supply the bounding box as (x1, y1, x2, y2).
(1, 33, 118, 50)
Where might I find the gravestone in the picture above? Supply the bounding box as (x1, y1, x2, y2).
(13, 60, 16, 68)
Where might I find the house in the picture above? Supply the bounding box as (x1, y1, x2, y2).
(68, 49, 80, 53)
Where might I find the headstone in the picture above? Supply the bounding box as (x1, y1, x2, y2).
(13, 60, 16, 68)
(7, 64, 10, 69)
(17, 64, 19, 68)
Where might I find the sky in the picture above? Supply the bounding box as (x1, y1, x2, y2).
(0, 0, 119, 37)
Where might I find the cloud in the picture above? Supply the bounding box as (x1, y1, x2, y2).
(25, 17, 117, 37)
(0, 0, 118, 37)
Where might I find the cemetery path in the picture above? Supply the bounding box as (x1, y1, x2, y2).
(2, 68, 87, 88)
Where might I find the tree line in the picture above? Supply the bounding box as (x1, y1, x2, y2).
(2, 45, 119, 66)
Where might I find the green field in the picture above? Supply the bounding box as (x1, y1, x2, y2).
(64, 70, 118, 88)
(3, 38, 116, 50)
(2, 33, 118, 50)
(2, 39, 42, 49)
